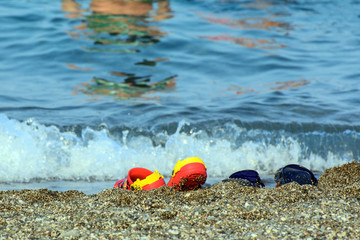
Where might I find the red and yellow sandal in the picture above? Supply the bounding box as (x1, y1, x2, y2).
(114, 168, 166, 190)
(167, 157, 207, 190)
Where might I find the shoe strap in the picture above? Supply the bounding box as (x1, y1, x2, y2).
(131, 170, 164, 190)
(120, 180, 128, 190)
(171, 157, 207, 177)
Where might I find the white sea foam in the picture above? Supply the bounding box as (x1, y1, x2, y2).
(0, 115, 352, 183)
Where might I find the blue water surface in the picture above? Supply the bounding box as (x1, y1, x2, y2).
(0, 0, 360, 190)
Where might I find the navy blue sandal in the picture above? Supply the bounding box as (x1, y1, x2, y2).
(275, 164, 317, 187)
(224, 170, 265, 188)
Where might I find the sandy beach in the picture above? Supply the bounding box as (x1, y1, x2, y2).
(1, 162, 359, 239)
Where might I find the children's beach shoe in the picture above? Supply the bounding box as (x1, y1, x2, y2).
(167, 157, 207, 190)
(114, 168, 166, 190)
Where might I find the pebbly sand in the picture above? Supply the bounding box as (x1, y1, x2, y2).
(1, 162, 360, 239)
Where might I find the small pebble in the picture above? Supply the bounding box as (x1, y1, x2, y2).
(0, 162, 359, 239)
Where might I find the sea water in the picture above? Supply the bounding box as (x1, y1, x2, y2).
(1, 0, 360, 194)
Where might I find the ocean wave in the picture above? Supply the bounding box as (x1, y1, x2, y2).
(0, 114, 357, 183)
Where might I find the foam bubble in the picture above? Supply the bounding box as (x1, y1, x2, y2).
(0, 114, 354, 183)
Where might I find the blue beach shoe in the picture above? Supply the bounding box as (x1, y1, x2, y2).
(275, 164, 318, 187)
(224, 170, 265, 188)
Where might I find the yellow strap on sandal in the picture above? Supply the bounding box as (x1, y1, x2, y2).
(171, 157, 207, 177)
(131, 170, 164, 190)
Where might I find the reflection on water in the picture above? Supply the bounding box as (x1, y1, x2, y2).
(199, 34, 285, 49)
(225, 79, 310, 95)
(135, 58, 169, 66)
(201, 14, 289, 31)
(62, 0, 84, 19)
(196, 1, 291, 50)
(77, 75, 176, 100)
(86, 14, 163, 48)
(66, 63, 93, 71)
(63, 0, 172, 51)
(62, 0, 174, 100)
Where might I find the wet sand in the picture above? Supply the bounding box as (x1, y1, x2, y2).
(1, 162, 359, 239)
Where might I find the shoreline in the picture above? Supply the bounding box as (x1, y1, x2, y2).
(0, 177, 278, 195)
(1, 162, 359, 239)
(0, 174, 293, 195)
